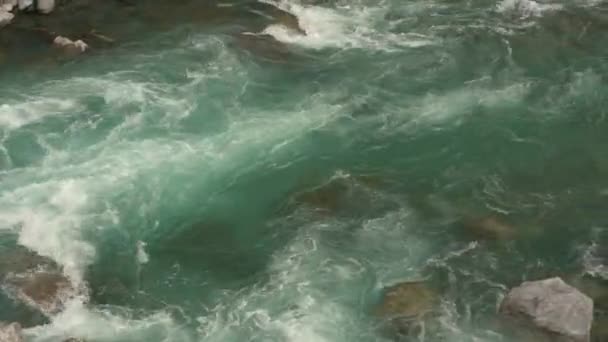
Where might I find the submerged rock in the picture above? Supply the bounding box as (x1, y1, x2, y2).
(294, 177, 350, 213)
(233, 33, 292, 63)
(248, 1, 306, 35)
(461, 215, 517, 241)
(53, 36, 88, 56)
(375, 281, 438, 336)
(289, 172, 391, 215)
(0, 322, 23, 342)
(500, 277, 594, 342)
(272, 9, 306, 35)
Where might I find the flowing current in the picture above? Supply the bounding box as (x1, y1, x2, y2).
(1, 0, 608, 341)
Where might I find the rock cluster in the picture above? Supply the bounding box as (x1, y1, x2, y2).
(0, 0, 89, 56)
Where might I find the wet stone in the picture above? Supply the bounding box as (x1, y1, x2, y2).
(233, 33, 293, 63)
(53, 35, 88, 56)
(247, 1, 306, 35)
(375, 281, 438, 337)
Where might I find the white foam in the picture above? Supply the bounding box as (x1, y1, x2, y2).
(496, 0, 562, 18)
(195, 202, 431, 341)
(136, 240, 149, 265)
(24, 301, 191, 342)
(260, 0, 435, 50)
(0, 98, 79, 130)
(583, 242, 608, 280)
(0, 179, 96, 285)
(391, 82, 530, 131)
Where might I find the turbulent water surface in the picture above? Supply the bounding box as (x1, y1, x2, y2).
(1, 0, 608, 341)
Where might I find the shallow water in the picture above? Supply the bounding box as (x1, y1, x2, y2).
(1, 0, 608, 341)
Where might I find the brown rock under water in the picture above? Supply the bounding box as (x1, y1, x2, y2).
(233, 33, 293, 63)
(0, 246, 77, 316)
(461, 215, 517, 241)
(375, 281, 438, 336)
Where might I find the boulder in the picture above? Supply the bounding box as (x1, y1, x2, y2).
(0, 8, 13, 27)
(375, 281, 438, 336)
(36, 0, 54, 14)
(500, 277, 594, 342)
(0, 322, 23, 342)
(53, 36, 88, 56)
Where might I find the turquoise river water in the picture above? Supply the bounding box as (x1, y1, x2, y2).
(1, 0, 608, 341)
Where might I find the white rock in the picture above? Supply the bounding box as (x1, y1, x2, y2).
(73, 40, 88, 52)
(500, 277, 594, 342)
(1, 0, 17, 10)
(0, 323, 23, 342)
(53, 36, 89, 55)
(36, 0, 54, 14)
(17, 0, 32, 11)
(0, 9, 14, 27)
(1, 3, 14, 12)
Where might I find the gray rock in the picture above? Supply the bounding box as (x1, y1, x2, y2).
(500, 277, 594, 342)
(0, 322, 23, 342)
